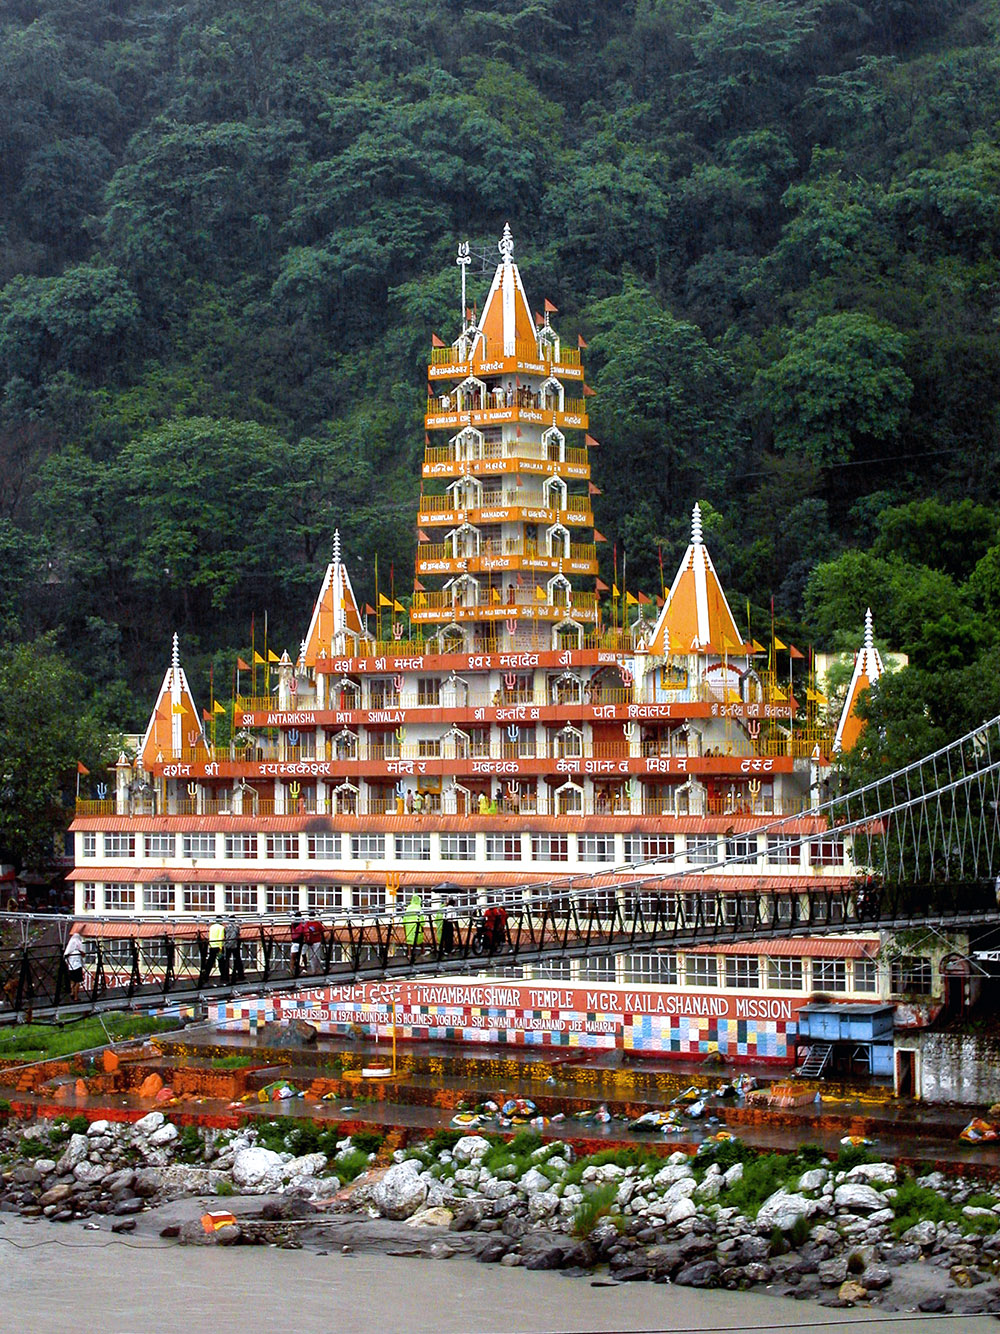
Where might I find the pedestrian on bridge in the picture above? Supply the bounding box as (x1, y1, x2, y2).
(63, 928, 85, 1003)
(223, 915, 244, 983)
(200, 917, 225, 986)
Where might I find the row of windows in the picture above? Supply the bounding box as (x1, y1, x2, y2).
(82, 831, 845, 867)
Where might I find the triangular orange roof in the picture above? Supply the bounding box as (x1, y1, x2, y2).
(473, 223, 538, 360)
(833, 608, 885, 753)
(301, 531, 368, 666)
(647, 504, 743, 655)
(139, 634, 203, 766)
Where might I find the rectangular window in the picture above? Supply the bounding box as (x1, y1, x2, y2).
(766, 836, 796, 866)
(813, 958, 848, 992)
(468, 727, 490, 757)
(224, 884, 257, 914)
(143, 883, 175, 913)
(768, 958, 803, 991)
(354, 883, 386, 912)
(890, 955, 934, 995)
(308, 833, 339, 859)
(628, 888, 677, 922)
(395, 834, 431, 861)
(531, 834, 568, 862)
(183, 884, 215, 913)
(686, 836, 716, 866)
(854, 959, 878, 993)
(265, 885, 297, 914)
(623, 834, 675, 863)
(104, 834, 135, 858)
(441, 834, 475, 860)
(578, 956, 617, 983)
(181, 833, 215, 858)
(144, 833, 174, 857)
(350, 834, 385, 860)
(684, 955, 718, 987)
(623, 952, 677, 986)
(725, 835, 757, 863)
(810, 836, 845, 867)
(532, 959, 572, 981)
(417, 677, 441, 705)
(225, 834, 257, 859)
(579, 834, 615, 863)
(266, 834, 297, 860)
(81, 882, 96, 911)
(307, 884, 343, 911)
(104, 885, 135, 911)
(485, 834, 520, 862)
(725, 956, 760, 989)
(417, 739, 441, 757)
(81, 832, 96, 858)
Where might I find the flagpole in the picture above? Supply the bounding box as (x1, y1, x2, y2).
(251, 614, 256, 697)
(375, 552, 381, 644)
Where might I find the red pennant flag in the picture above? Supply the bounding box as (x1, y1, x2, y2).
(585, 434, 600, 447)
(418, 529, 431, 542)
(594, 529, 607, 542)
(364, 603, 376, 616)
(544, 299, 558, 313)
(413, 577, 426, 592)
(595, 578, 609, 592)
(587, 481, 602, 496)
(583, 384, 596, 397)
(202, 708, 211, 722)
(534, 311, 543, 327)
(638, 592, 651, 605)
(431, 333, 445, 347)
(656, 595, 665, 607)
(516, 426, 522, 437)
(577, 333, 588, 349)
(466, 307, 473, 322)
(77, 762, 90, 776)
(424, 433, 430, 445)
(236, 657, 250, 671)
(789, 644, 806, 659)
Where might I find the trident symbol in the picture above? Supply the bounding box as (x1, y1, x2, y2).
(746, 719, 761, 738)
(507, 725, 520, 742)
(748, 779, 761, 796)
(395, 727, 406, 744)
(386, 871, 401, 903)
(187, 782, 198, 798)
(392, 622, 404, 639)
(395, 779, 406, 796)
(289, 781, 301, 802)
(288, 729, 300, 747)
(506, 618, 517, 636)
(506, 782, 519, 801)
(504, 672, 517, 690)
(96, 782, 108, 800)
(393, 674, 404, 691)
(623, 722, 637, 740)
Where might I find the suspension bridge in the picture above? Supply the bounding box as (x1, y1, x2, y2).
(4, 715, 1000, 1020)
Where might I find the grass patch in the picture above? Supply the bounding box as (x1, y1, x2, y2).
(210, 1055, 253, 1070)
(215, 1179, 235, 1196)
(173, 1123, 205, 1164)
(573, 1182, 622, 1238)
(890, 1180, 963, 1235)
(0, 1014, 177, 1063)
(563, 1146, 662, 1187)
(335, 1148, 370, 1182)
(246, 1118, 383, 1162)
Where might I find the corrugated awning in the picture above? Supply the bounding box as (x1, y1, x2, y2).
(686, 937, 878, 959)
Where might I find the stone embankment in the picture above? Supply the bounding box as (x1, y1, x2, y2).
(3, 1115, 1000, 1316)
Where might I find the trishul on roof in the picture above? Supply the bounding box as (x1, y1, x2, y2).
(301, 530, 370, 666)
(647, 504, 744, 655)
(139, 633, 202, 766)
(833, 607, 885, 754)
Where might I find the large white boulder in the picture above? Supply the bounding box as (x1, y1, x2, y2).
(373, 1162, 428, 1220)
(282, 1153, 328, 1180)
(132, 1112, 165, 1137)
(232, 1146, 285, 1192)
(833, 1182, 887, 1214)
(56, 1133, 90, 1173)
(755, 1190, 817, 1235)
(845, 1162, 896, 1187)
(451, 1136, 491, 1165)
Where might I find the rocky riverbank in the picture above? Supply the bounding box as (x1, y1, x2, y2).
(3, 1113, 1000, 1317)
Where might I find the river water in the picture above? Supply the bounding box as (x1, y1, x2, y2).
(0, 1217, 989, 1334)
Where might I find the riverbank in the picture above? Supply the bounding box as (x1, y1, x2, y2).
(2, 1110, 1000, 1322)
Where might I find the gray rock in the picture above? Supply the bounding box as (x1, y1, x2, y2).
(55, 1134, 89, 1174)
(148, 1123, 179, 1148)
(373, 1163, 428, 1221)
(101, 1169, 136, 1194)
(451, 1201, 486, 1231)
(33, 1159, 56, 1176)
(674, 1259, 720, 1288)
(73, 1162, 108, 1185)
(722, 1163, 744, 1189)
(232, 1147, 285, 1193)
(744, 1262, 774, 1283)
(846, 1162, 896, 1186)
(131, 1169, 162, 1198)
(528, 1190, 560, 1222)
(667, 1198, 697, 1225)
(132, 1112, 165, 1137)
(755, 1191, 816, 1235)
(797, 1169, 828, 1193)
(451, 1136, 491, 1166)
(477, 1237, 509, 1263)
(860, 1264, 892, 1290)
(113, 1197, 145, 1216)
(518, 1167, 552, 1197)
(833, 1183, 886, 1214)
(38, 1184, 75, 1208)
(653, 1163, 693, 1188)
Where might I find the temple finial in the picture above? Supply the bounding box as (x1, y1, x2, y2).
(332, 529, 341, 566)
(498, 222, 514, 263)
(864, 607, 874, 653)
(691, 503, 703, 546)
(171, 632, 180, 670)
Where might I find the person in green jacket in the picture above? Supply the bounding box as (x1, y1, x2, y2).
(402, 892, 423, 949)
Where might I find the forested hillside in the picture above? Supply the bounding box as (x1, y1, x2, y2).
(3, 0, 1000, 758)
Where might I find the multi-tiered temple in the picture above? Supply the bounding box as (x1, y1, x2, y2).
(69, 230, 897, 1065)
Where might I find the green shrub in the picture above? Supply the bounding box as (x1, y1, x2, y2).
(349, 1130, 384, 1156)
(834, 1143, 876, 1173)
(726, 1154, 798, 1218)
(564, 1146, 662, 1187)
(67, 1114, 89, 1136)
(211, 1055, 252, 1070)
(890, 1180, 962, 1235)
(573, 1182, 621, 1238)
(173, 1123, 204, 1164)
(425, 1129, 465, 1157)
(336, 1148, 370, 1182)
(215, 1179, 235, 1197)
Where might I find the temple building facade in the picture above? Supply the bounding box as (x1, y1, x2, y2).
(68, 229, 921, 1066)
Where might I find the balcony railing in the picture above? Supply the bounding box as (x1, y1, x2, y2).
(429, 339, 581, 368)
(424, 440, 589, 467)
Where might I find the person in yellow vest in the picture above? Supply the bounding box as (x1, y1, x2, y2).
(203, 916, 225, 985)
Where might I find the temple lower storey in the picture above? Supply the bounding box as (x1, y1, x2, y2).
(68, 227, 935, 1069)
